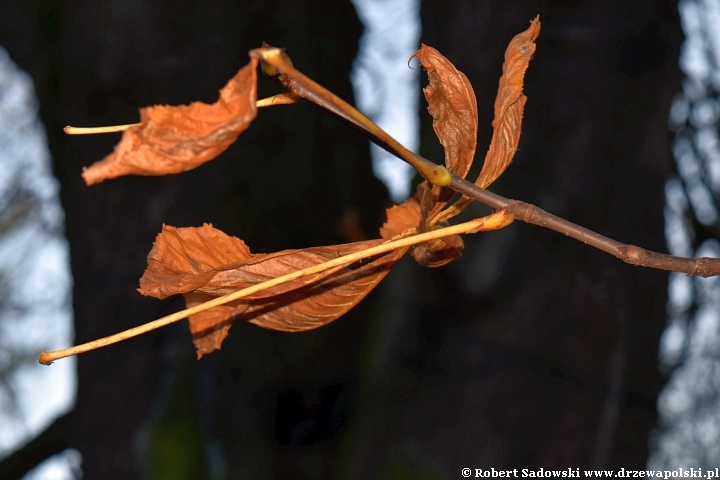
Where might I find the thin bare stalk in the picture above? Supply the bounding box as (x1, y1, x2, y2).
(64, 123, 140, 135)
(39, 210, 513, 365)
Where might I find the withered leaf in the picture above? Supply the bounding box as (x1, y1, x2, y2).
(139, 224, 407, 358)
(380, 195, 463, 268)
(413, 44, 478, 181)
(82, 58, 259, 185)
(413, 45, 477, 222)
(181, 292, 249, 358)
(138, 223, 252, 300)
(410, 227, 464, 268)
(476, 16, 540, 188)
(379, 196, 421, 239)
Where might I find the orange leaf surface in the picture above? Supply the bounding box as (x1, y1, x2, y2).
(379, 196, 421, 239)
(138, 224, 407, 357)
(413, 44, 478, 180)
(82, 58, 259, 185)
(380, 195, 463, 268)
(476, 16, 540, 188)
(410, 228, 464, 268)
(413, 45, 477, 227)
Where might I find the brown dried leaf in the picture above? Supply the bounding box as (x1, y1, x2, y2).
(380, 195, 463, 268)
(139, 224, 407, 357)
(82, 58, 259, 185)
(138, 224, 252, 299)
(379, 196, 421, 239)
(182, 292, 249, 358)
(413, 44, 478, 180)
(410, 226, 464, 268)
(476, 16, 540, 188)
(413, 45, 477, 227)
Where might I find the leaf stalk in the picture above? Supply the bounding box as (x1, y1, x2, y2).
(39, 210, 512, 365)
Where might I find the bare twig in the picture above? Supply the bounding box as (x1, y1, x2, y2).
(251, 46, 720, 277)
(39, 210, 513, 365)
(64, 123, 140, 135)
(253, 48, 452, 187)
(447, 178, 720, 276)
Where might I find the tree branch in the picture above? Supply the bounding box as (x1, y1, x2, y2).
(448, 179, 720, 277)
(0, 411, 72, 480)
(254, 47, 720, 278)
(252, 48, 452, 187)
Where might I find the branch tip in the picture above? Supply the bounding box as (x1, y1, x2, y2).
(38, 351, 53, 365)
(64, 123, 140, 135)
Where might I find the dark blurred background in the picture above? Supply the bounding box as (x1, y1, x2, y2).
(0, 0, 681, 478)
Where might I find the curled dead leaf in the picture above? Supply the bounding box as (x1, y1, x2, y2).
(139, 224, 407, 357)
(182, 292, 249, 357)
(415, 17, 541, 227)
(413, 45, 478, 181)
(380, 195, 463, 268)
(413, 44, 478, 220)
(82, 58, 259, 185)
(410, 225, 464, 267)
(379, 196, 421, 239)
(476, 16, 540, 188)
